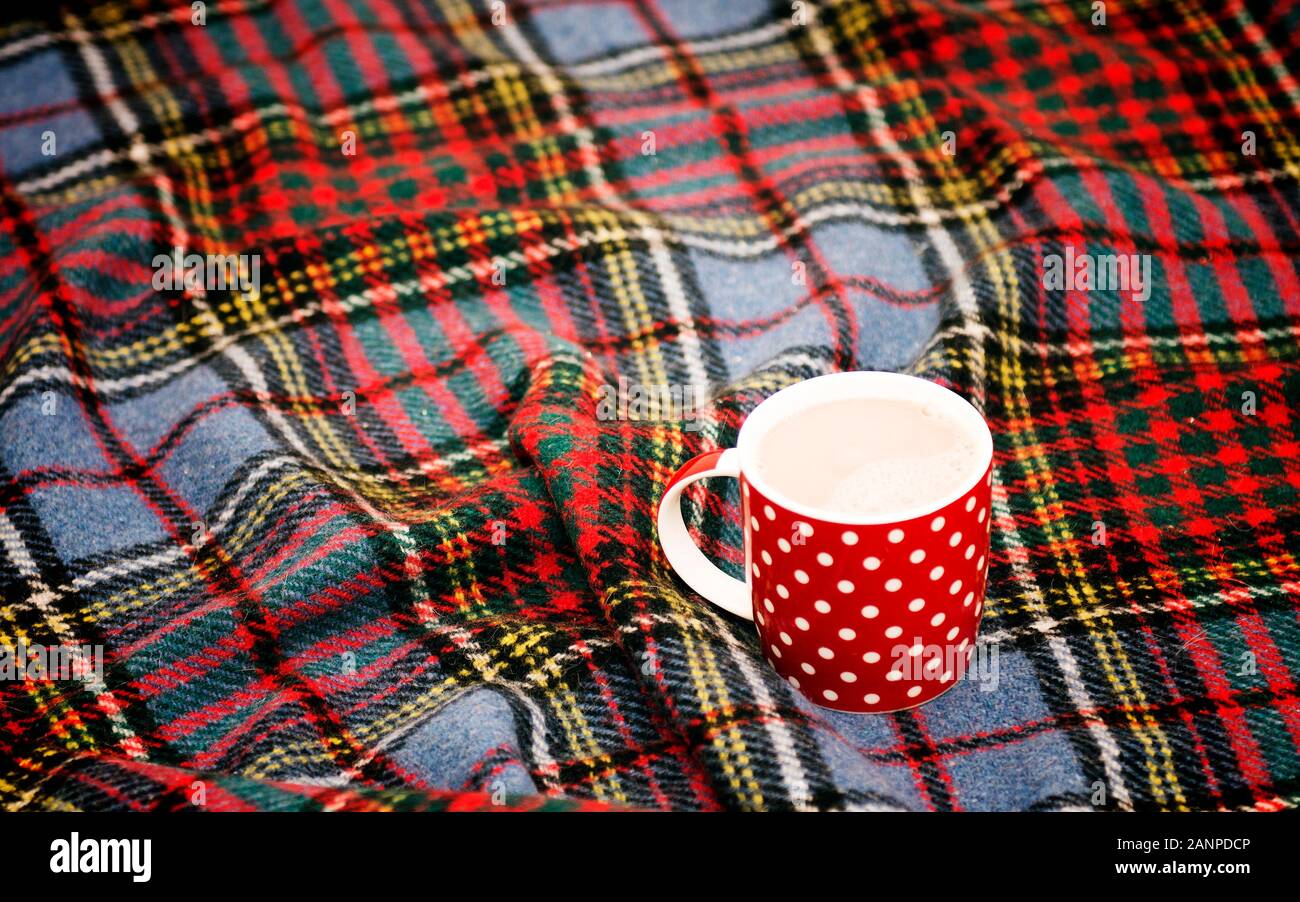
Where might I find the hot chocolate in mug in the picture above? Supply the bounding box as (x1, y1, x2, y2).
(656, 371, 993, 713)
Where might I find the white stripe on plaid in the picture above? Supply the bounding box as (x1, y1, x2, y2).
(0, 511, 145, 760)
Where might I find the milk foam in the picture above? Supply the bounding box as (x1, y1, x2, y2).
(822, 446, 976, 514)
(754, 397, 980, 516)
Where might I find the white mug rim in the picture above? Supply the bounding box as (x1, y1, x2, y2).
(736, 371, 993, 526)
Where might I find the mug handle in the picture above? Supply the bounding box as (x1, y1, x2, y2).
(656, 448, 752, 620)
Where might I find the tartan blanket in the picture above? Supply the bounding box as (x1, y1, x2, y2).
(0, 0, 1297, 812)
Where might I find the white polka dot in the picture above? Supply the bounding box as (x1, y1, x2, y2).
(963, 591, 975, 607)
(958, 638, 969, 651)
(926, 657, 941, 672)
(763, 598, 775, 613)
(975, 602, 983, 617)
(863, 651, 880, 664)
(750, 516, 760, 530)
(931, 612, 945, 627)
(861, 605, 878, 619)
(965, 544, 975, 560)
(752, 563, 760, 578)
(776, 584, 789, 599)
(864, 693, 880, 705)
(794, 617, 810, 631)
(823, 689, 839, 702)
(949, 579, 962, 595)
(886, 669, 903, 682)
(788, 676, 800, 689)
(949, 531, 962, 547)
(838, 627, 856, 641)
(794, 569, 809, 584)
(907, 685, 923, 698)
(977, 555, 986, 571)
(966, 496, 976, 512)
(884, 578, 902, 592)
(908, 598, 925, 612)
(863, 556, 881, 570)
(909, 549, 926, 564)
(814, 600, 832, 614)
(755, 611, 764, 626)
(816, 552, 834, 566)
(940, 671, 953, 682)
(764, 505, 776, 520)
(761, 550, 772, 566)
(837, 579, 855, 594)
(840, 671, 858, 683)
(743, 484, 750, 498)
(770, 644, 782, 658)
(947, 626, 960, 641)
(841, 530, 859, 545)
(931, 516, 945, 531)
(779, 631, 793, 645)
(908, 642, 923, 657)
(977, 507, 986, 523)
(818, 647, 834, 659)
(888, 528, 905, 543)
(885, 625, 903, 639)
(777, 538, 791, 553)
(929, 566, 944, 581)
(796, 521, 814, 538)
(801, 662, 816, 674)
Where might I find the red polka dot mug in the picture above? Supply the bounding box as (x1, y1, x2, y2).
(656, 372, 993, 713)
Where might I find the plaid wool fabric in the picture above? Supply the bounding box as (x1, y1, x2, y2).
(0, 0, 1297, 812)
